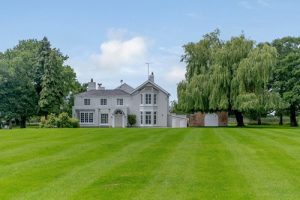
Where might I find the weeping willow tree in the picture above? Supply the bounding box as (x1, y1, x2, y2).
(178, 29, 222, 114)
(177, 30, 280, 126)
(232, 44, 280, 124)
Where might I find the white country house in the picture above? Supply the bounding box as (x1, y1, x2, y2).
(72, 73, 171, 127)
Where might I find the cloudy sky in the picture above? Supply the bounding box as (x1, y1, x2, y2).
(1, 0, 300, 100)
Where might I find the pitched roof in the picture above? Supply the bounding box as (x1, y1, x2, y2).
(131, 80, 170, 96)
(76, 89, 130, 97)
(115, 83, 134, 94)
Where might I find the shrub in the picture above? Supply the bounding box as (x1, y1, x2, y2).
(128, 114, 136, 127)
(40, 112, 79, 128)
(69, 118, 79, 128)
(57, 112, 70, 128)
(45, 114, 58, 128)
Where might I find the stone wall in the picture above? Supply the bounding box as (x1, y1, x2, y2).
(189, 112, 205, 126)
(217, 111, 228, 126)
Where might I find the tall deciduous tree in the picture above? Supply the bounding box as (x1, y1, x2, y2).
(233, 44, 280, 124)
(179, 30, 256, 126)
(272, 37, 300, 126)
(0, 40, 40, 128)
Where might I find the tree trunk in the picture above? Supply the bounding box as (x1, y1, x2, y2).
(20, 116, 26, 128)
(290, 105, 298, 127)
(279, 113, 283, 125)
(8, 120, 12, 129)
(257, 116, 262, 125)
(234, 110, 245, 127)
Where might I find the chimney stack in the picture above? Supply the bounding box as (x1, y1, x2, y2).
(148, 72, 154, 82)
(87, 78, 96, 91)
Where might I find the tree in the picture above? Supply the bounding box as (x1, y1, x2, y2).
(233, 44, 280, 125)
(272, 37, 300, 126)
(35, 37, 71, 117)
(178, 30, 222, 113)
(178, 30, 255, 126)
(0, 40, 40, 128)
(0, 37, 80, 128)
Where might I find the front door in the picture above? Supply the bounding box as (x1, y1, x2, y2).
(115, 114, 123, 127)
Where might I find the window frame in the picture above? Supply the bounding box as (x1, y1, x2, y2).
(145, 111, 151, 125)
(154, 94, 157, 104)
(140, 111, 143, 124)
(100, 113, 109, 124)
(84, 99, 91, 105)
(145, 94, 152, 104)
(80, 112, 94, 124)
(117, 98, 123, 105)
(100, 98, 107, 105)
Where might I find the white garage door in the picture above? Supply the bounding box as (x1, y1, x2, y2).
(204, 113, 218, 126)
(179, 119, 187, 128)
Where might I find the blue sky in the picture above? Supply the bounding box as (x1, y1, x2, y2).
(1, 0, 300, 100)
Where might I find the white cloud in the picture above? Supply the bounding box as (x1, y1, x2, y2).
(68, 30, 185, 101)
(90, 36, 148, 71)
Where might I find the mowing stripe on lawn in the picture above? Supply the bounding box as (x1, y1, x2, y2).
(0, 129, 154, 199)
(222, 128, 300, 199)
(13, 129, 171, 200)
(0, 129, 135, 179)
(73, 128, 187, 200)
(192, 128, 254, 200)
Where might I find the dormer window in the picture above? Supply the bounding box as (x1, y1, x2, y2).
(145, 94, 151, 104)
(84, 99, 90, 105)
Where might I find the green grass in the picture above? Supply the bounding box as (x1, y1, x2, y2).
(0, 127, 300, 200)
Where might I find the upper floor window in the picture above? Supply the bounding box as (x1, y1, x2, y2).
(117, 98, 123, 105)
(140, 94, 143, 104)
(84, 99, 90, 105)
(145, 94, 151, 104)
(154, 94, 157, 104)
(100, 99, 107, 105)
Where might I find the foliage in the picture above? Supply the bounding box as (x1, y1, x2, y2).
(177, 30, 283, 126)
(0, 37, 81, 128)
(271, 37, 300, 126)
(40, 112, 79, 128)
(232, 44, 280, 123)
(0, 40, 40, 128)
(127, 114, 136, 127)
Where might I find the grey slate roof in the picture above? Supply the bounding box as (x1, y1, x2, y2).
(115, 83, 134, 94)
(76, 89, 129, 97)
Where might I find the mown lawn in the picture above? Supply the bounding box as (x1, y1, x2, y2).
(0, 127, 300, 200)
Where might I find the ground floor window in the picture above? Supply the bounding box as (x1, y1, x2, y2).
(80, 112, 94, 123)
(140, 112, 143, 124)
(154, 111, 157, 125)
(145, 111, 151, 125)
(101, 114, 108, 124)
